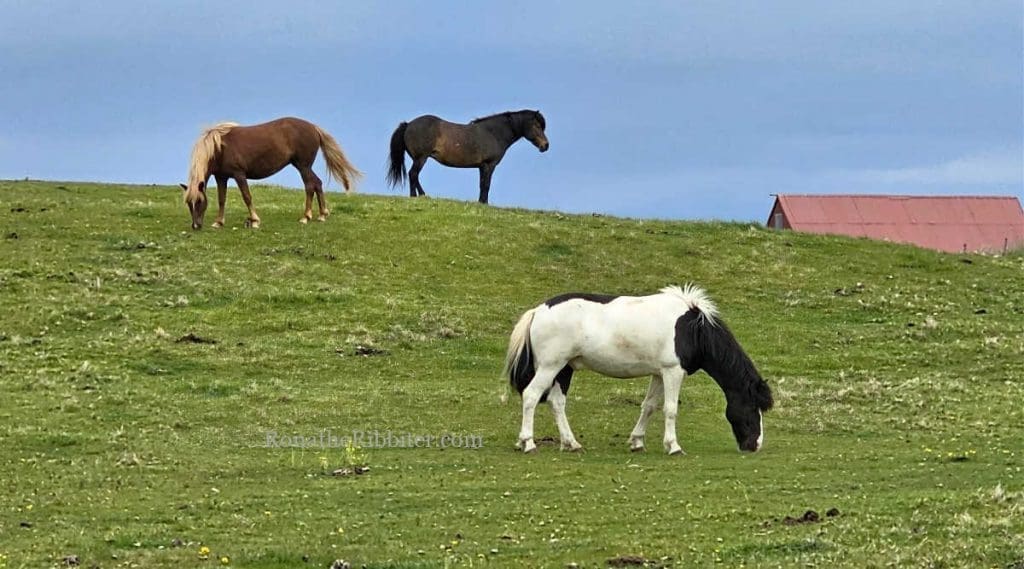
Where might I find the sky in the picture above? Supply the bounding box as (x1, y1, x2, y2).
(1, 1, 1021, 221)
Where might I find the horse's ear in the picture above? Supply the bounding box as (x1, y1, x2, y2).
(179, 183, 187, 190)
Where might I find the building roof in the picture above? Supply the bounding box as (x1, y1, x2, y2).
(767, 194, 1024, 253)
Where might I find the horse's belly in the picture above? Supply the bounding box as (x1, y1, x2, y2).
(432, 153, 479, 168)
(571, 355, 659, 379)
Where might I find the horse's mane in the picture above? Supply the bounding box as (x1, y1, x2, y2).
(661, 284, 719, 325)
(470, 109, 535, 124)
(184, 122, 238, 203)
(672, 284, 773, 412)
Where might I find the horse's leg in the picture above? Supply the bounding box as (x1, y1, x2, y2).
(478, 162, 495, 204)
(212, 175, 228, 228)
(236, 176, 261, 229)
(314, 176, 329, 221)
(300, 187, 314, 224)
(517, 366, 559, 453)
(547, 374, 582, 451)
(628, 375, 665, 452)
(408, 155, 428, 197)
(661, 367, 687, 455)
(297, 166, 319, 224)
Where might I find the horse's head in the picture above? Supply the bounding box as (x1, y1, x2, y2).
(180, 181, 208, 230)
(725, 379, 774, 452)
(518, 110, 549, 152)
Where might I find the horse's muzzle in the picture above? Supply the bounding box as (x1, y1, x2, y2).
(739, 434, 761, 453)
(539, 142, 550, 152)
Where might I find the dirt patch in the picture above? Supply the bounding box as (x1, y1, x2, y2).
(784, 510, 820, 525)
(5, 232, 17, 239)
(336, 344, 388, 357)
(607, 555, 658, 567)
(764, 508, 840, 528)
(331, 466, 369, 477)
(176, 333, 218, 345)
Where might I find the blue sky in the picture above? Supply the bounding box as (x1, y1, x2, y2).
(1, 1, 1021, 221)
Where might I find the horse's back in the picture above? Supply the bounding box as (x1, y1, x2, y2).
(218, 117, 321, 177)
(531, 294, 683, 377)
(404, 115, 495, 165)
(231, 117, 317, 141)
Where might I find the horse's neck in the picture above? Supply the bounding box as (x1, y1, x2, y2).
(479, 119, 521, 148)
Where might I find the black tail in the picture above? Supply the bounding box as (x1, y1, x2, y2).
(503, 307, 572, 403)
(386, 122, 408, 189)
(509, 336, 535, 395)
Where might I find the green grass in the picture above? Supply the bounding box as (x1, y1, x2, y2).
(0, 180, 1022, 568)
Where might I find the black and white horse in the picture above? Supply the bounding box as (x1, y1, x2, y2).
(503, 285, 774, 454)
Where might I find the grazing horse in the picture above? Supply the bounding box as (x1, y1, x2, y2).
(181, 117, 362, 229)
(504, 285, 774, 455)
(386, 109, 549, 204)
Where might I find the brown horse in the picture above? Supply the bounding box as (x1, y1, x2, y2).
(181, 117, 362, 229)
(386, 110, 549, 204)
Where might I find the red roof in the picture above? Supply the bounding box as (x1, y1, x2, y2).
(767, 194, 1024, 253)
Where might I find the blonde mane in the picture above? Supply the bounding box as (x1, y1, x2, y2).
(184, 122, 238, 203)
(660, 284, 719, 324)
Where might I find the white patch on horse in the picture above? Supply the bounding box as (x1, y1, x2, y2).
(756, 411, 764, 452)
(503, 285, 772, 455)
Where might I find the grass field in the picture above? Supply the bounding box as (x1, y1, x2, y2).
(0, 180, 1021, 568)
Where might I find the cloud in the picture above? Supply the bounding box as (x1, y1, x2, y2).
(852, 149, 1024, 186)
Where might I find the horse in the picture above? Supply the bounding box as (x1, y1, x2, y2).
(386, 109, 549, 204)
(180, 117, 362, 229)
(503, 285, 774, 455)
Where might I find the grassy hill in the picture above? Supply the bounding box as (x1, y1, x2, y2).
(0, 180, 1021, 568)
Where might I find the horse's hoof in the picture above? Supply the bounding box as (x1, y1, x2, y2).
(667, 446, 686, 456)
(247, 220, 260, 229)
(630, 445, 646, 453)
(562, 443, 583, 452)
(522, 440, 537, 454)
(212, 221, 224, 229)
(317, 215, 326, 222)
(299, 217, 309, 224)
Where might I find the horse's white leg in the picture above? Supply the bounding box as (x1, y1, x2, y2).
(628, 375, 664, 452)
(662, 368, 687, 455)
(547, 383, 582, 451)
(518, 367, 559, 454)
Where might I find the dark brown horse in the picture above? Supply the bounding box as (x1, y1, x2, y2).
(386, 110, 549, 204)
(181, 117, 362, 229)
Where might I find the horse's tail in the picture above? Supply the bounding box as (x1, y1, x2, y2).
(315, 125, 363, 193)
(184, 121, 238, 204)
(501, 307, 539, 402)
(386, 122, 409, 189)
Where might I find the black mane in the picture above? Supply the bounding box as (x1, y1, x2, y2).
(675, 308, 773, 411)
(470, 109, 539, 124)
